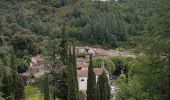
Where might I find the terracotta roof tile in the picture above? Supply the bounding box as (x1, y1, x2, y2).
(77, 62, 89, 68)
(76, 58, 90, 62)
(77, 68, 108, 77)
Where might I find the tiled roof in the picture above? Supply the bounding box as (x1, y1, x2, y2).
(77, 68, 109, 77)
(77, 62, 89, 68)
(76, 58, 90, 62)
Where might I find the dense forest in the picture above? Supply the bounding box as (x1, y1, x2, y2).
(0, 0, 170, 100)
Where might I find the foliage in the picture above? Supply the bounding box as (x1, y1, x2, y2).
(1, 53, 25, 100)
(59, 24, 69, 65)
(87, 55, 96, 100)
(116, 0, 170, 100)
(67, 46, 79, 100)
(44, 75, 50, 100)
(116, 56, 166, 100)
(16, 57, 29, 73)
(0, 0, 170, 100)
(110, 57, 127, 77)
(54, 66, 67, 100)
(97, 71, 111, 100)
(25, 85, 39, 98)
(93, 57, 115, 73)
(27, 95, 44, 100)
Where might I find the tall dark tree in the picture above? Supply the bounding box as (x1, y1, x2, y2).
(44, 74, 50, 100)
(10, 53, 25, 100)
(0, 36, 13, 99)
(72, 45, 78, 89)
(43, 37, 60, 100)
(59, 24, 69, 65)
(97, 72, 110, 100)
(95, 84, 100, 100)
(55, 67, 67, 100)
(1, 57, 13, 99)
(87, 55, 96, 100)
(54, 23, 69, 100)
(67, 46, 79, 100)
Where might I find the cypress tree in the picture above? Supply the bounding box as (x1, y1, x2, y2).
(11, 54, 25, 100)
(87, 54, 96, 100)
(95, 84, 100, 100)
(72, 45, 79, 92)
(1, 56, 12, 99)
(9, 53, 25, 100)
(97, 71, 110, 100)
(44, 74, 50, 100)
(67, 46, 72, 99)
(67, 46, 79, 100)
(59, 24, 69, 65)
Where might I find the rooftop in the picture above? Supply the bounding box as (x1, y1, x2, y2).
(77, 68, 109, 77)
(76, 58, 90, 62)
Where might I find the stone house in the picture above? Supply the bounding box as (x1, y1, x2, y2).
(77, 68, 109, 90)
(23, 55, 52, 78)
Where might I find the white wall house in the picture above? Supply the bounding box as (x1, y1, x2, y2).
(77, 68, 109, 90)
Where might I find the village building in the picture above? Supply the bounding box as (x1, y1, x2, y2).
(76, 46, 95, 56)
(23, 55, 52, 78)
(76, 58, 89, 70)
(76, 46, 135, 58)
(77, 68, 109, 90)
(76, 47, 90, 54)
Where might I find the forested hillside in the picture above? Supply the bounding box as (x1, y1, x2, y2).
(0, 0, 152, 50)
(0, 0, 170, 100)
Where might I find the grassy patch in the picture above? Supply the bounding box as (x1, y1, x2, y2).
(27, 95, 43, 100)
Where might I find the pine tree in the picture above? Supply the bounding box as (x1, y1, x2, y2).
(97, 71, 110, 100)
(44, 74, 50, 100)
(87, 55, 96, 100)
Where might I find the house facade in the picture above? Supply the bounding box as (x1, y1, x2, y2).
(77, 68, 109, 90)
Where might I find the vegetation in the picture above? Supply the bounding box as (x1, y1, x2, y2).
(1, 53, 25, 100)
(87, 55, 96, 100)
(97, 72, 111, 100)
(44, 75, 50, 100)
(93, 57, 115, 73)
(24, 85, 40, 100)
(116, 0, 170, 100)
(0, 0, 170, 100)
(67, 46, 79, 100)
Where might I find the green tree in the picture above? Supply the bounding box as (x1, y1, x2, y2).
(95, 84, 100, 100)
(87, 55, 96, 100)
(43, 37, 60, 100)
(97, 72, 110, 100)
(67, 46, 79, 100)
(44, 75, 50, 100)
(59, 24, 69, 65)
(1, 52, 24, 100)
(93, 57, 115, 73)
(0, 59, 4, 99)
(10, 53, 25, 100)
